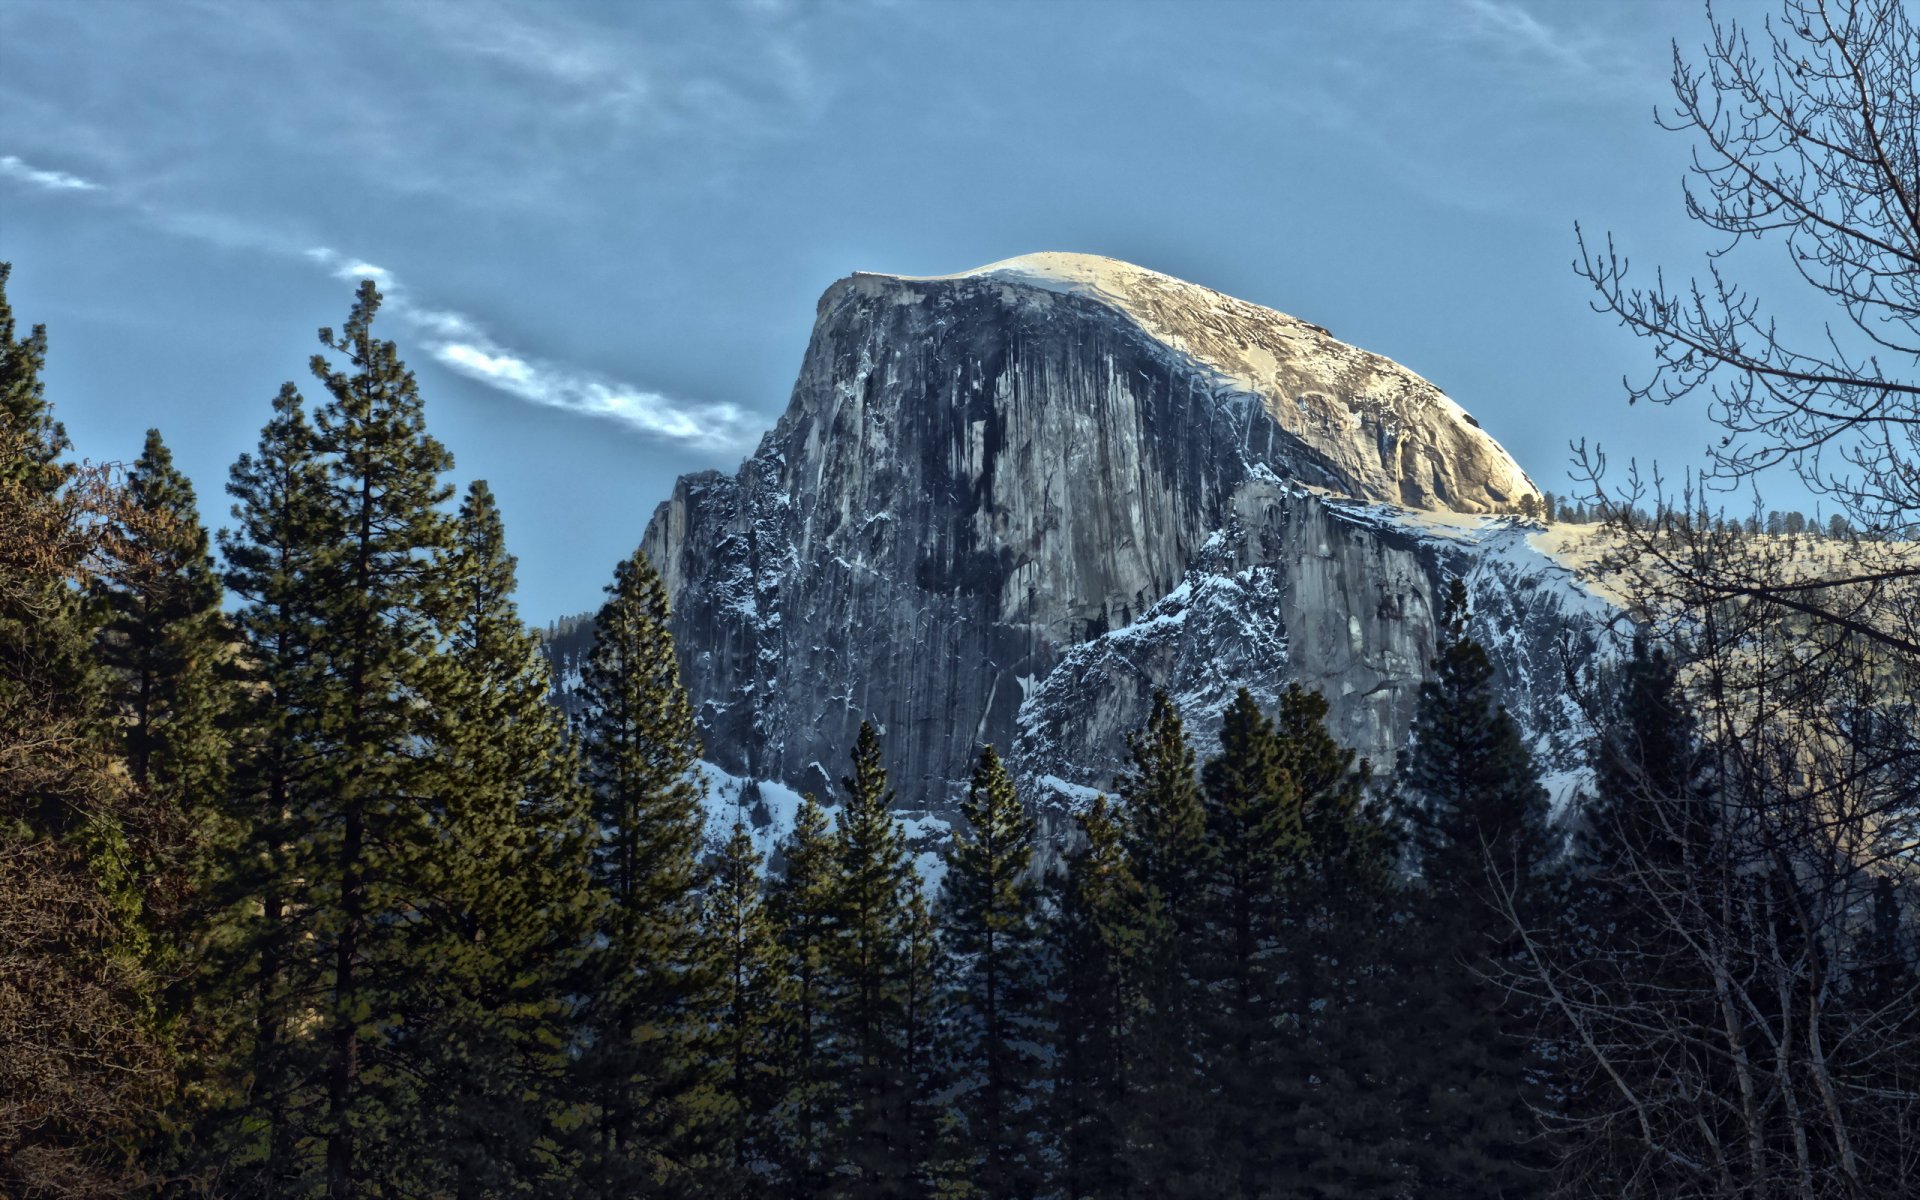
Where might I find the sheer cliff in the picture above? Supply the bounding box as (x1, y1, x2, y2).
(640, 254, 1613, 831)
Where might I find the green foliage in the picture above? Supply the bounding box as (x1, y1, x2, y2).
(823, 721, 926, 1198)
(766, 794, 842, 1196)
(0, 260, 68, 496)
(213, 281, 498, 1195)
(572, 543, 726, 1195)
(710, 820, 784, 1193)
(1193, 689, 1299, 1197)
(0, 260, 170, 1199)
(402, 479, 598, 1194)
(90, 428, 242, 1181)
(1112, 690, 1211, 1195)
(1397, 577, 1553, 1198)
(1045, 793, 1141, 1200)
(937, 746, 1045, 1198)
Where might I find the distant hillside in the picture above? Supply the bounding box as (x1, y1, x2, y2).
(537, 612, 595, 721)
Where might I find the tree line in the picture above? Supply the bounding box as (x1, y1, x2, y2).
(6, 264, 1917, 1198)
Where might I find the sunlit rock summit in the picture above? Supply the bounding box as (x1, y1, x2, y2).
(642, 253, 1613, 843)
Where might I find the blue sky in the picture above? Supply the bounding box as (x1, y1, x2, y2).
(1, 0, 1791, 621)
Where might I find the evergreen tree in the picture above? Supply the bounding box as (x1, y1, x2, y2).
(93, 427, 238, 1179)
(899, 884, 942, 1198)
(97, 428, 229, 801)
(216, 381, 335, 1191)
(1554, 636, 1726, 1196)
(823, 720, 923, 1198)
(214, 280, 461, 1196)
(405, 479, 598, 1194)
(1046, 794, 1142, 1200)
(0, 261, 169, 1197)
(767, 795, 842, 1197)
(1398, 577, 1552, 1198)
(1112, 691, 1210, 1195)
(1193, 689, 1298, 1198)
(1579, 638, 1715, 882)
(306, 280, 458, 1198)
(938, 746, 1046, 1198)
(710, 820, 783, 1195)
(1268, 684, 1406, 1200)
(0, 261, 67, 494)
(1406, 580, 1553, 916)
(572, 544, 724, 1195)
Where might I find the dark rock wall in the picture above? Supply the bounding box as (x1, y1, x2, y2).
(644, 271, 1607, 818)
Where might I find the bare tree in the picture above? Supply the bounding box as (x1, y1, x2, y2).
(1578, 0, 1920, 658)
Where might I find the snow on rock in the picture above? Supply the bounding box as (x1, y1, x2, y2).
(695, 758, 952, 891)
(644, 254, 1617, 853)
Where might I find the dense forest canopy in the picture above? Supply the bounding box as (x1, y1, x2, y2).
(4, 2, 1920, 1197)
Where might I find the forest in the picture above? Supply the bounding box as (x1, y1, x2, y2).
(2, 263, 1917, 1199)
(8, 0, 1920, 1196)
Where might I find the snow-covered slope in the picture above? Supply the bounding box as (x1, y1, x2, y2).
(642, 254, 1612, 837)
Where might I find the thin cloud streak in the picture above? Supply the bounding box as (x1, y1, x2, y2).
(0, 145, 755, 452)
(307, 248, 757, 451)
(0, 152, 101, 192)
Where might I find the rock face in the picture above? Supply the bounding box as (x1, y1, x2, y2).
(642, 253, 1612, 830)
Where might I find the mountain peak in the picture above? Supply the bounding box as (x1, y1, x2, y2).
(839, 253, 1538, 516)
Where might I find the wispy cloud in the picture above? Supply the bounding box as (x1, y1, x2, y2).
(0, 152, 100, 192)
(0, 143, 757, 452)
(1445, 0, 1652, 94)
(304, 248, 757, 450)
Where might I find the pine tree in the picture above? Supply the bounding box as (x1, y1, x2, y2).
(307, 280, 458, 1198)
(1398, 577, 1552, 1198)
(823, 720, 923, 1198)
(572, 544, 724, 1195)
(1268, 684, 1406, 1200)
(1046, 794, 1142, 1200)
(405, 479, 598, 1194)
(899, 884, 942, 1198)
(0, 260, 169, 1197)
(1578, 638, 1714, 886)
(93, 427, 237, 1178)
(1406, 579, 1553, 916)
(96, 428, 229, 800)
(216, 381, 336, 1191)
(938, 746, 1046, 1198)
(1113, 691, 1211, 1195)
(710, 820, 783, 1195)
(215, 281, 461, 1196)
(767, 795, 842, 1197)
(1554, 637, 1724, 1196)
(0, 261, 67, 495)
(1193, 689, 1298, 1199)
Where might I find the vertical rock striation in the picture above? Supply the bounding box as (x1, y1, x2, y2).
(642, 254, 1611, 830)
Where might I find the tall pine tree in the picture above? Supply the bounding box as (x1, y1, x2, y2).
(307, 279, 458, 1198)
(93, 427, 237, 1181)
(1046, 793, 1142, 1200)
(1113, 691, 1211, 1196)
(216, 280, 462, 1196)
(1398, 577, 1552, 1198)
(405, 479, 598, 1194)
(710, 820, 783, 1195)
(1268, 684, 1406, 1200)
(572, 544, 725, 1195)
(216, 381, 335, 1192)
(938, 745, 1046, 1198)
(823, 720, 924, 1198)
(1194, 689, 1299, 1198)
(767, 795, 843, 1198)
